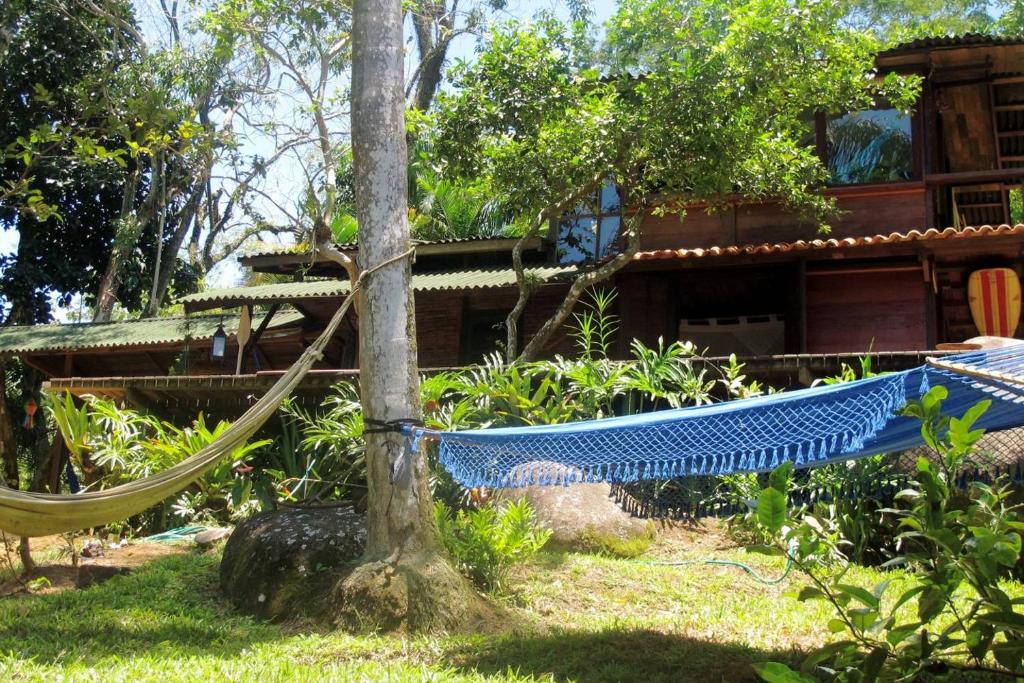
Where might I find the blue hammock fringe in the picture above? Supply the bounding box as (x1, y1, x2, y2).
(405, 345, 1024, 489)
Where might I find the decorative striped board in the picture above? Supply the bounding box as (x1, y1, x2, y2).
(968, 268, 1022, 338)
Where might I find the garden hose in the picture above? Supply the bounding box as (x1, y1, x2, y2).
(140, 525, 210, 543)
(638, 541, 797, 585)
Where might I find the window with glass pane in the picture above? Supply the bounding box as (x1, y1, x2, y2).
(827, 108, 913, 185)
(557, 183, 623, 264)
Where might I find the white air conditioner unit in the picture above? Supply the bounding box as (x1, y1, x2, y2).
(678, 314, 786, 357)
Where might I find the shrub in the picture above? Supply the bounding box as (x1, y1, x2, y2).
(48, 395, 269, 531)
(434, 498, 551, 594)
(752, 388, 1024, 682)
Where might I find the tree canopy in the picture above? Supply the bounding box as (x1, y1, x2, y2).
(431, 0, 919, 360)
(0, 0, 147, 323)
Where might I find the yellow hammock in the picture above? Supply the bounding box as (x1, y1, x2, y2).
(0, 286, 357, 538)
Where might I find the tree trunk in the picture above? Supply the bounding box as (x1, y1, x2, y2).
(93, 168, 143, 322)
(333, 0, 489, 632)
(0, 361, 18, 491)
(516, 210, 644, 362)
(410, 4, 450, 113)
(143, 170, 208, 318)
(0, 361, 34, 574)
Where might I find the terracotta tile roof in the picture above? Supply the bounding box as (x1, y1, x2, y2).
(633, 224, 1024, 262)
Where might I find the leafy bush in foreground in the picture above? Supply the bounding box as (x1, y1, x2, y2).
(752, 388, 1024, 682)
(434, 498, 551, 594)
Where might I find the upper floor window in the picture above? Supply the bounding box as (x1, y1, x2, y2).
(557, 183, 622, 264)
(827, 107, 913, 185)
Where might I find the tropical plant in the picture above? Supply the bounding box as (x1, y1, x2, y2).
(556, 289, 628, 419)
(283, 385, 367, 502)
(453, 354, 578, 427)
(805, 455, 904, 566)
(434, 498, 552, 594)
(751, 389, 1024, 681)
(48, 395, 269, 528)
(408, 162, 515, 241)
(621, 338, 715, 411)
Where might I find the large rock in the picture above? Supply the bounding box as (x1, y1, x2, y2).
(494, 461, 652, 552)
(220, 506, 366, 621)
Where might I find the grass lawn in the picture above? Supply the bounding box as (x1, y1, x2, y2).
(0, 525, 1014, 682)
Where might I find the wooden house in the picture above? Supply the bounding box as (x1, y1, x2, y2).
(4, 34, 1024, 415)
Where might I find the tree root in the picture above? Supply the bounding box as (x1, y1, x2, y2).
(332, 551, 498, 633)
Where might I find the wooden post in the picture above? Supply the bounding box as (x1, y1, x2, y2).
(235, 305, 252, 375)
(798, 258, 808, 353)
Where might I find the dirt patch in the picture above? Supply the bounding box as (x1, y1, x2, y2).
(0, 539, 191, 598)
(646, 517, 741, 557)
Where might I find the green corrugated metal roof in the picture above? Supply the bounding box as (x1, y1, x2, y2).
(179, 280, 351, 308)
(0, 310, 304, 356)
(178, 266, 577, 310)
(242, 236, 527, 260)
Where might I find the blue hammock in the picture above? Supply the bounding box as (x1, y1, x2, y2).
(405, 345, 1024, 489)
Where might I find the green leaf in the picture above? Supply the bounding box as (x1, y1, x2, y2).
(796, 586, 826, 602)
(992, 641, 1024, 673)
(893, 488, 920, 501)
(800, 640, 859, 673)
(886, 623, 920, 647)
(917, 586, 947, 623)
(862, 646, 888, 682)
(848, 607, 879, 631)
(991, 641, 1024, 672)
(836, 584, 880, 609)
(966, 622, 994, 660)
(872, 579, 892, 603)
(757, 488, 787, 534)
(769, 461, 794, 493)
(827, 618, 848, 633)
(753, 661, 816, 683)
(977, 611, 1024, 632)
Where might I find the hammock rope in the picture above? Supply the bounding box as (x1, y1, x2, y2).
(0, 248, 411, 538)
(407, 343, 1024, 490)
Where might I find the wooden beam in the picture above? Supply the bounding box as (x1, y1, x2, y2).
(252, 344, 272, 371)
(925, 168, 1024, 185)
(21, 356, 56, 378)
(251, 304, 281, 343)
(244, 304, 281, 372)
(798, 259, 807, 354)
(143, 351, 165, 374)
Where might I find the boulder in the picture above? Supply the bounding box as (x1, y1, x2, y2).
(77, 564, 130, 588)
(493, 461, 652, 551)
(220, 506, 366, 621)
(194, 527, 232, 548)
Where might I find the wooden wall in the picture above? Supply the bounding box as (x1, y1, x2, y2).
(935, 258, 1024, 344)
(414, 285, 575, 367)
(615, 265, 803, 357)
(805, 267, 929, 353)
(639, 184, 929, 252)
